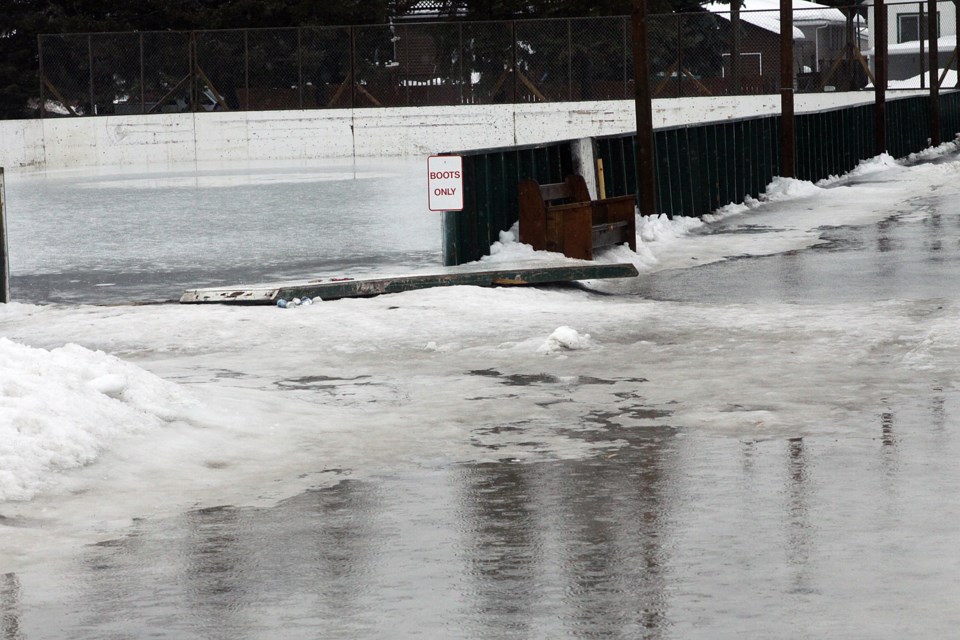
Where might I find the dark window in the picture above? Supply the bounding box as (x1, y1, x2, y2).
(898, 12, 941, 43)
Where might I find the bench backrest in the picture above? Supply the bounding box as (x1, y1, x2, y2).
(536, 175, 592, 206)
(518, 174, 593, 253)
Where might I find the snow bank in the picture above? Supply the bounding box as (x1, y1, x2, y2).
(905, 137, 960, 163)
(482, 216, 708, 274)
(479, 169, 836, 274)
(758, 176, 825, 202)
(0, 338, 193, 501)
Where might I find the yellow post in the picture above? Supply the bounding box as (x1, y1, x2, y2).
(596, 158, 606, 199)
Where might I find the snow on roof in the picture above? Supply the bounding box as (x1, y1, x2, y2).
(887, 68, 958, 88)
(889, 33, 958, 53)
(706, 0, 847, 39)
(863, 34, 959, 56)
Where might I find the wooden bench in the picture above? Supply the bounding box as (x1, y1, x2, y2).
(517, 175, 637, 261)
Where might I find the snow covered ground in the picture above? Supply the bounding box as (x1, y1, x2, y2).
(3, 140, 960, 636)
(1, 142, 957, 545)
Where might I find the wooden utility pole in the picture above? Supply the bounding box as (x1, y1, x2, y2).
(928, 0, 941, 145)
(875, 0, 888, 154)
(780, 0, 796, 177)
(632, 0, 658, 216)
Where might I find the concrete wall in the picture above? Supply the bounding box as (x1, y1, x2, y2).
(0, 94, 885, 170)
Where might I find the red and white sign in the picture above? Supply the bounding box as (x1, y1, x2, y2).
(427, 155, 464, 212)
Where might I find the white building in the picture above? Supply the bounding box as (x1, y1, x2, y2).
(864, 0, 958, 83)
(706, 0, 859, 89)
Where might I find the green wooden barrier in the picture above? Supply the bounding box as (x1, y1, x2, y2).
(886, 95, 929, 159)
(940, 90, 960, 145)
(795, 103, 874, 182)
(596, 114, 781, 217)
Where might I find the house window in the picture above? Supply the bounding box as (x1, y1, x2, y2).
(898, 12, 941, 43)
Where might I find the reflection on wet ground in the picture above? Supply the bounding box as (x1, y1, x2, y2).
(8, 386, 960, 637)
(639, 201, 960, 304)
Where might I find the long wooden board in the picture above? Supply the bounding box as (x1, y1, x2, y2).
(179, 263, 639, 305)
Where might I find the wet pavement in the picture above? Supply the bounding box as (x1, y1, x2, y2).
(635, 188, 960, 305)
(5, 159, 960, 638)
(6, 392, 959, 638)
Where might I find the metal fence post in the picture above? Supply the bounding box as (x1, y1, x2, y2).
(297, 27, 304, 109)
(350, 26, 357, 109)
(190, 32, 197, 112)
(677, 13, 682, 98)
(512, 21, 518, 102)
(845, 10, 855, 89)
(37, 36, 45, 119)
(623, 17, 629, 99)
(244, 30, 250, 111)
(0, 168, 8, 303)
(88, 35, 95, 115)
(568, 19, 573, 101)
(139, 33, 145, 114)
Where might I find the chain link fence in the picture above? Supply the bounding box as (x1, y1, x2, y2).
(33, 2, 960, 117)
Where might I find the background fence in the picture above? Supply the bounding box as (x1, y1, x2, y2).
(34, 0, 959, 117)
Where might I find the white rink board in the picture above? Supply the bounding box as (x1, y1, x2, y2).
(0, 92, 910, 170)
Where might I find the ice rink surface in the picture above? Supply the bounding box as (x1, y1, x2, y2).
(5, 158, 439, 303)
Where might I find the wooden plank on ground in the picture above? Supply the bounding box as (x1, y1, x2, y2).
(180, 263, 639, 305)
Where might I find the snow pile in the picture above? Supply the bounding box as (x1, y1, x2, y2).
(830, 152, 900, 182)
(537, 326, 593, 354)
(758, 176, 824, 202)
(0, 338, 193, 501)
(638, 213, 705, 243)
(905, 138, 960, 163)
(704, 175, 825, 222)
(484, 215, 708, 273)
(703, 201, 751, 222)
(483, 224, 572, 266)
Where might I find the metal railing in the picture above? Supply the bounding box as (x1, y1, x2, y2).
(31, 1, 960, 117)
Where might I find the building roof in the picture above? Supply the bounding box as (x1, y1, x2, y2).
(706, 0, 847, 38)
